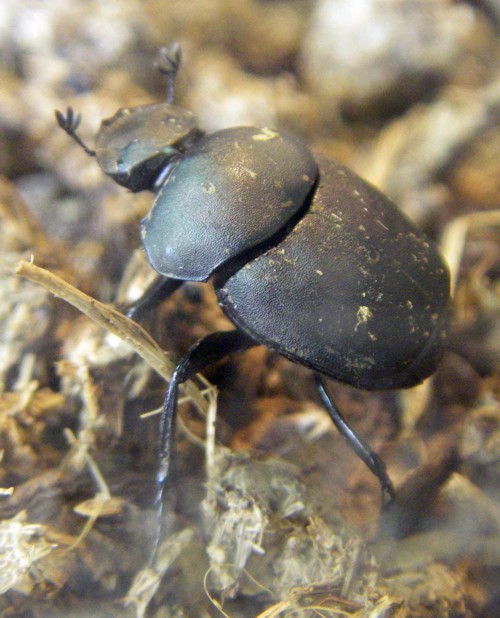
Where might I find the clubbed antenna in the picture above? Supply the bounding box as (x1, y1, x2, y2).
(55, 107, 96, 157)
(155, 43, 182, 104)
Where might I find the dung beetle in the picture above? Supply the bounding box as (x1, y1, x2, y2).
(56, 44, 450, 507)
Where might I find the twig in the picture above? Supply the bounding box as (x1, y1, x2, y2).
(15, 260, 208, 415)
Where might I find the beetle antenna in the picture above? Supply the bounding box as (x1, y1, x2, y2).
(55, 107, 96, 157)
(156, 43, 182, 104)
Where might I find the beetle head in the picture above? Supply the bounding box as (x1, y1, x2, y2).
(95, 103, 202, 192)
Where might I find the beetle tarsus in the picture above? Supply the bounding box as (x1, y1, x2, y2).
(55, 107, 96, 157)
(156, 43, 182, 104)
(315, 373, 396, 508)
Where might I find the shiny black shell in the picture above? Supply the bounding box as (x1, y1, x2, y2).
(141, 127, 318, 281)
(215, 155, 449, 390)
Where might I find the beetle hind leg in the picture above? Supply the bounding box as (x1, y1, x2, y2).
(314, 373, 395, 508)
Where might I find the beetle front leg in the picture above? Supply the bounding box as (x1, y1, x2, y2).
(315, 373, 395, 508)
(123, 275, 184, 322)
(156, 329, 258, 501)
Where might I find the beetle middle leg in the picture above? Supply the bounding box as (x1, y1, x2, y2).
(315, 373, 395, 508)
(124, 275, 184, 322)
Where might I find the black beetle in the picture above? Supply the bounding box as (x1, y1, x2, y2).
(56, 45, 450, 507)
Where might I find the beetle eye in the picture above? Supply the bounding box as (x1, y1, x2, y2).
(115, 160, 130, 183)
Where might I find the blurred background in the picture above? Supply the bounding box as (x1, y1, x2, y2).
(0, 1, 499, 616)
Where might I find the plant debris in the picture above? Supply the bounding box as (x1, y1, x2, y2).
(0, 1, 499, 616)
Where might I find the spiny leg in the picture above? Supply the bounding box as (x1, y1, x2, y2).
(315, 373, 395, 508)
